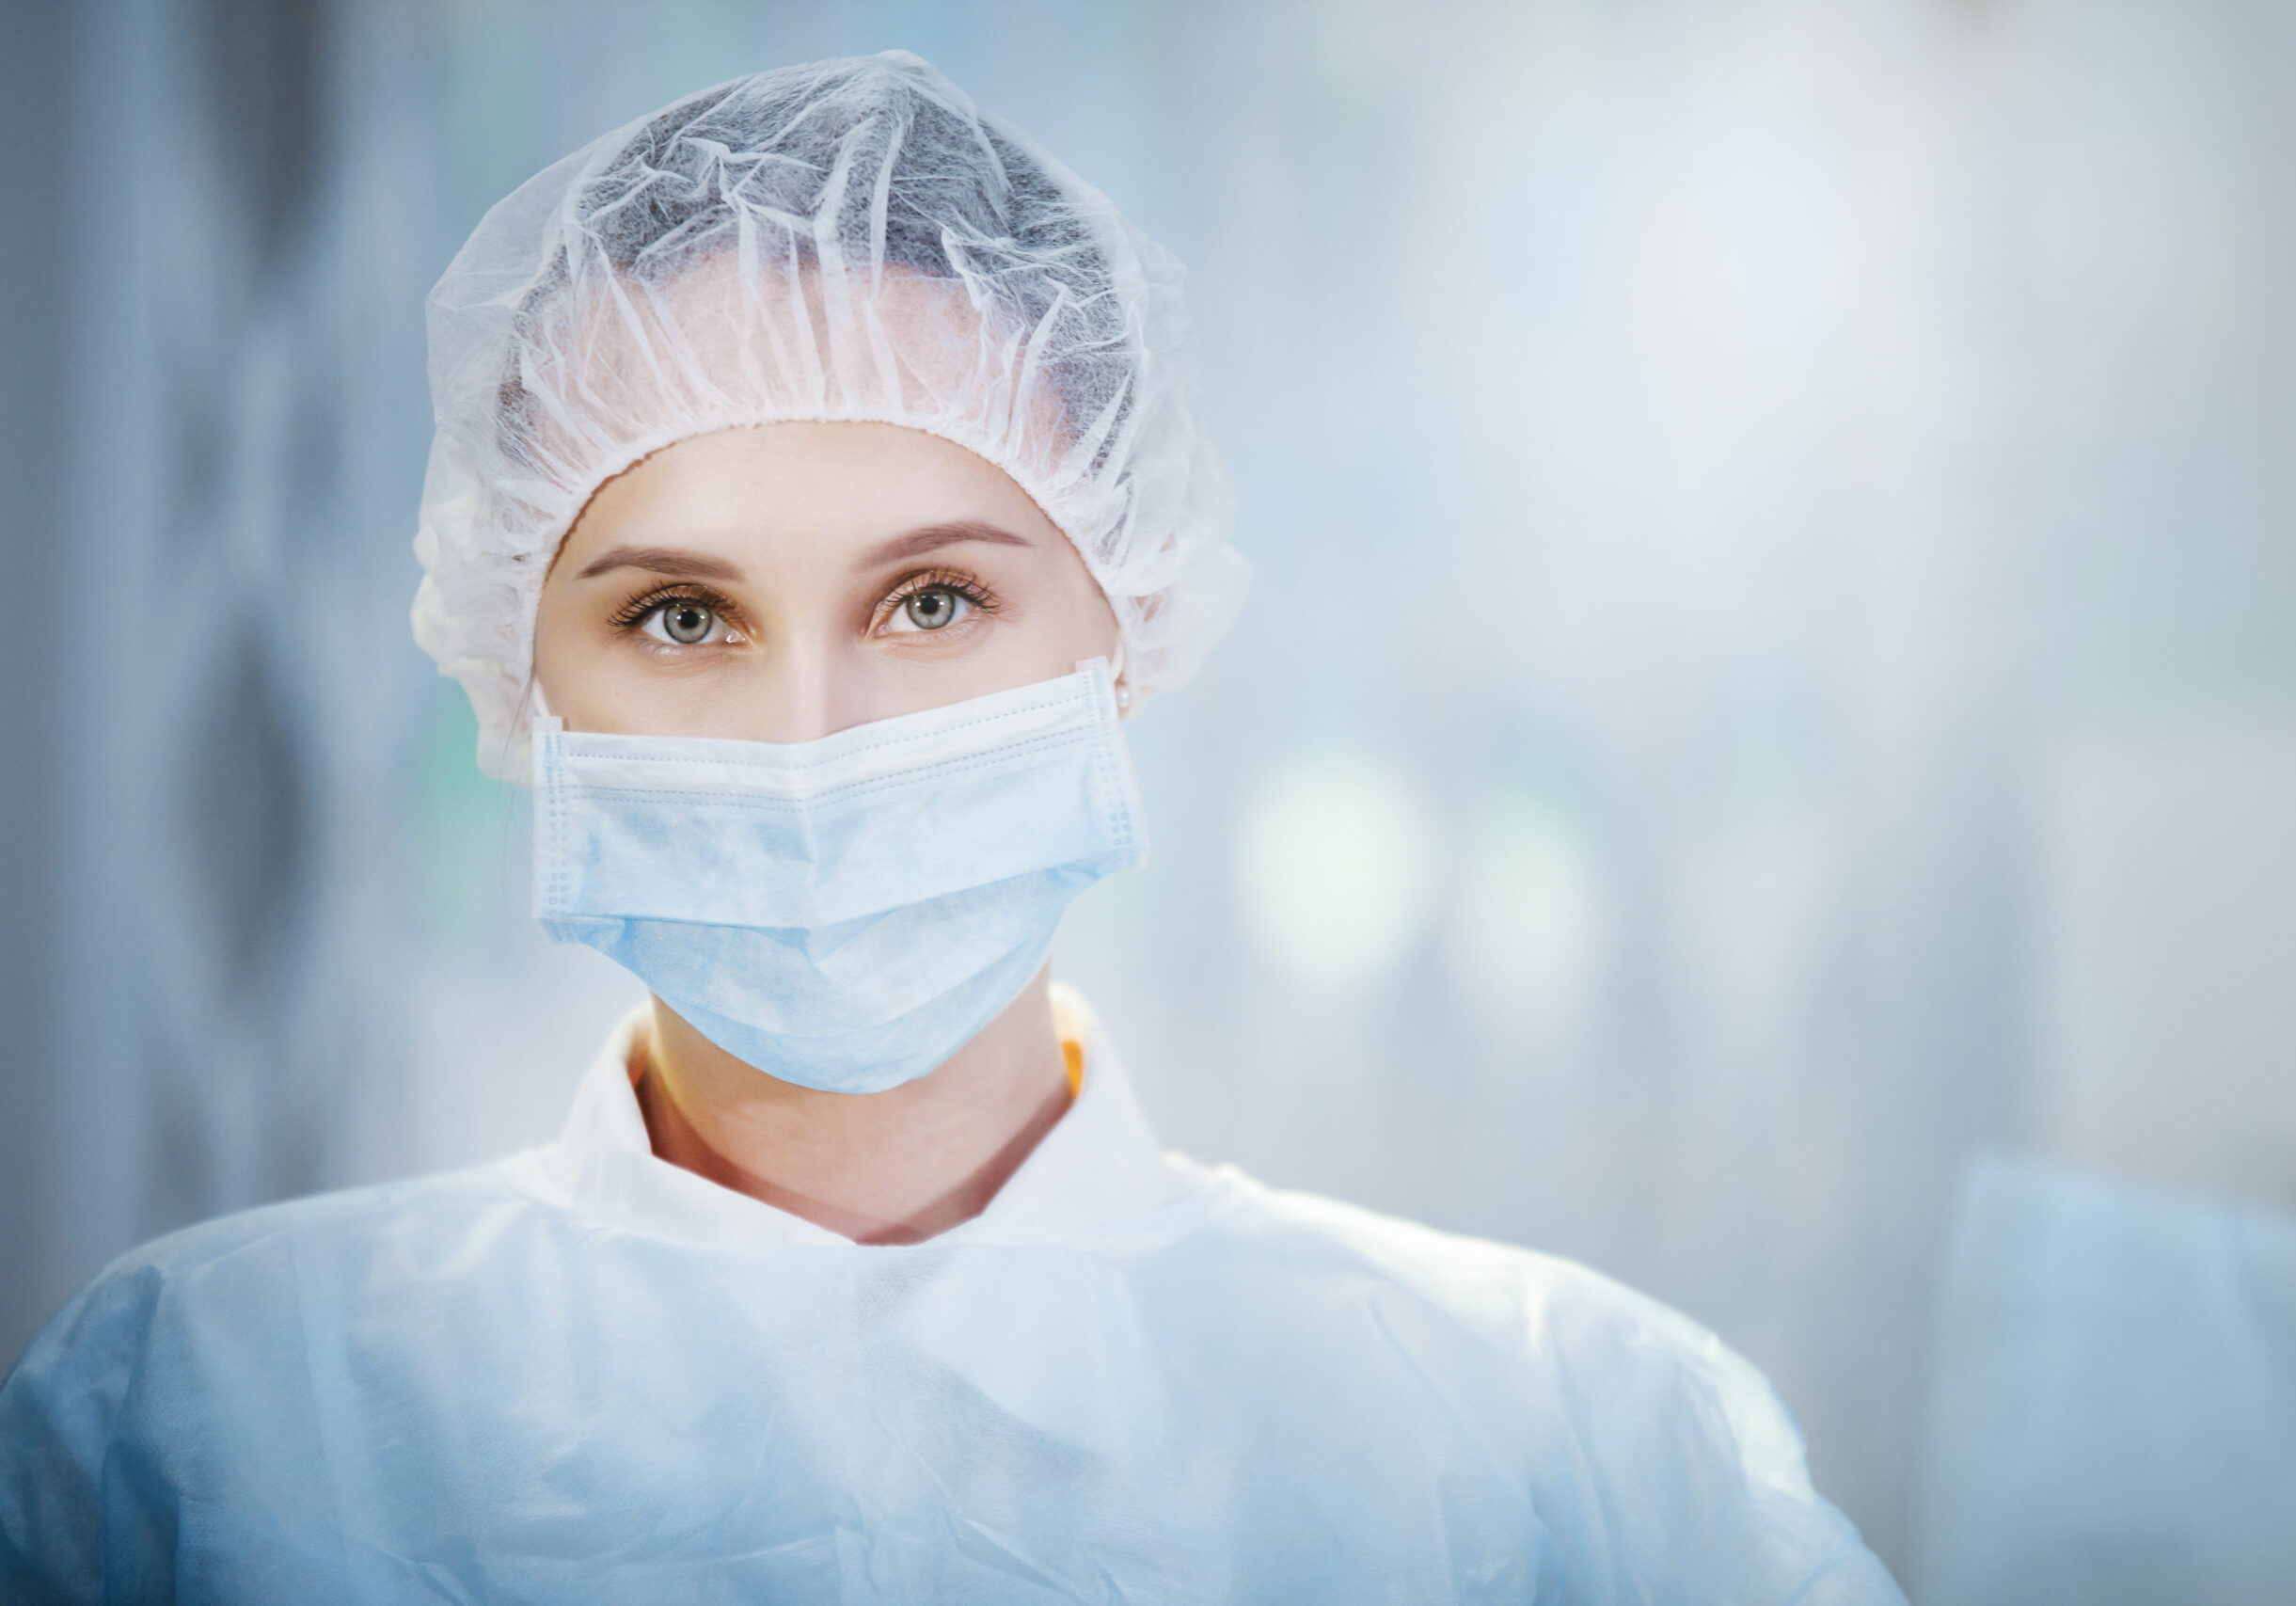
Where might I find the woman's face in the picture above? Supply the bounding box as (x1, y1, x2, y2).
(532, 422, 1119, 742)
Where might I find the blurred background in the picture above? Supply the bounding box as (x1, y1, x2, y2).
(5, 1, 2294, 1598)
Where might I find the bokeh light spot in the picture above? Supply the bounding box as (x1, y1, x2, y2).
(1235, 747, 1443, 988)
(1444, 793, 1612, 1036)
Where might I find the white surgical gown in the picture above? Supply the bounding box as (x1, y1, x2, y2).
(1, 996, 1904, 1604)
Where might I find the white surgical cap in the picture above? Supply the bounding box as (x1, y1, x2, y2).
(411, 51, 1246, 780)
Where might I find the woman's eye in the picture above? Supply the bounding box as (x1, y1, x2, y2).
(891, 587, 971, 632)
(642, 600, 725, 646)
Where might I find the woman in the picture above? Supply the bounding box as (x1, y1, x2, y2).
(1, 53, 1904, 1604)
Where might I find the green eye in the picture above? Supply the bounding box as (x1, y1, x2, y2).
(904, 588, 959, 629)
(660, 601, 715, 644)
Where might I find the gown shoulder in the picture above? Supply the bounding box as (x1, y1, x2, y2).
(1201, 1180, 1909, 1605)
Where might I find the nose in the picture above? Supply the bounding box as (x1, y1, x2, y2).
(746, 633, 900, 745)
(747, 633, 840, 744)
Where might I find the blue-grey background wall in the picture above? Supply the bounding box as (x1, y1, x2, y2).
(6, 3, 2295, 1596)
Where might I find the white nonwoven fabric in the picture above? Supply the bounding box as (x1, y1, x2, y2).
(410, 51, 1247, 780)
(0, 1004, 1905, 1604)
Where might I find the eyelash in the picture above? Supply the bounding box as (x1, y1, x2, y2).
(875, 568, 1000, 629)
(608, 582, 737, 635)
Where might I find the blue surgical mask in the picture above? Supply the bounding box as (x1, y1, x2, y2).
(531, 660, 1145, 1094)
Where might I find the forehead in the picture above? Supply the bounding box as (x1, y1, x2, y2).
(570, 418, 1059, 546)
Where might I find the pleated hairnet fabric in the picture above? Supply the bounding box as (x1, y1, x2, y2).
(0, 1007, 1904, 1605)
(410, 51, 1247, 780)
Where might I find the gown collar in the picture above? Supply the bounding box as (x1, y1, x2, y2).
(535, 984, 1210, 1250)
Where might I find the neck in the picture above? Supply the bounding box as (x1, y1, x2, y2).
(632, 967, 1072, 1245)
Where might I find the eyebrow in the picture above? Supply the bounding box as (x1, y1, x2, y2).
(855, 519, 1035, 569)
(574, 545, 746, 582)
(572, 520, 1035, 584)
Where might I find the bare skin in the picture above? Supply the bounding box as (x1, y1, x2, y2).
(531, 421, 1122, 1245)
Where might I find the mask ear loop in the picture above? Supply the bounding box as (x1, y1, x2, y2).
(1109, 638, 1132, 711)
